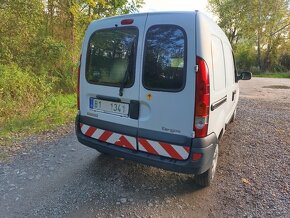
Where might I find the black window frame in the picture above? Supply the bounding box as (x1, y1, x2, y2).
(85, 26, 139, 88)
(142, 24, 187, 92)
(232, 51, 239, 83)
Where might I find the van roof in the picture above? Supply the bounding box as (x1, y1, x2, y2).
(87, 11, 230, 49)
(93, 11, 200, 23)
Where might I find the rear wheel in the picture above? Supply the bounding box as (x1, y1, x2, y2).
(195, 144, 219, 187)
(95, 149, 110, 156)
(230, 109, 237, 123)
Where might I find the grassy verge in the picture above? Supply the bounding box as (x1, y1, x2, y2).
(253, 72, 290, 78)
(0, 94, 77, 159)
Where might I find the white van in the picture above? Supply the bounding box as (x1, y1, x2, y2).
(76, 11, 251, 187)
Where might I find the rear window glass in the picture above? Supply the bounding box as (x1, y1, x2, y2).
(143, 25, 186, 91)
(86, 27, 138, 87)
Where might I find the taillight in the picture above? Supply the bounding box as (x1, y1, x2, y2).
(194, 56, 210, 138)
(77, 55, 81, 110)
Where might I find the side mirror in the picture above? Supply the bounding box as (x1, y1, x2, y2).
(238, 71, 252, 80)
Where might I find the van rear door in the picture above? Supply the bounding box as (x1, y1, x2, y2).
(79, 14, 147, 149)
(138, 13, 196, 160)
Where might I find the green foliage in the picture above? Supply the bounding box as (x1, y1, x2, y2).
(208, 0, 290, 72)
(0, 94, 76, 145)
(235, 43, 256, 71)
(280, 54, 290, 69)
(0, 0, 44, 67)
(0, 0, 144, 149)
(0, 0, 144, 77)
(253, 72, 290, 78)
(0, 65, 53, 125)
(30, 37, 71, 72)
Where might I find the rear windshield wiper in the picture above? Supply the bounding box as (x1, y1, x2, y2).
(119, 40, 136, 96)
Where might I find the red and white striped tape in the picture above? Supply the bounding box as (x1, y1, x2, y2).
(138, 138, 190, 160)
(80, 123, 137, 150)
(80, 123, 190, 160)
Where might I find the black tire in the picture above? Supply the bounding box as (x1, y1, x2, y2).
(230, 109, 237, 123)
(195, 144, 219, 187)
(95, 149, 110, 156)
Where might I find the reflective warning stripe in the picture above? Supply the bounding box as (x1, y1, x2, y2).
(80, 123, 137, 150)
(138, 138, 159, 155)
(80, 123, 190, 159)
(138, 138, 190, 160)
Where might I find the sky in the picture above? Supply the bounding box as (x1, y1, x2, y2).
(140, 0, 211, 16)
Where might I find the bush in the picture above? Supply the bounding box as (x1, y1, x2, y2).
(279, 54, 290, 70)
(29, 36, 76, 93)
(52, 67, 77, 94)
(29, 37, 71, 72)
(235, 43, 256, 72)
(0, 64, 53, 125)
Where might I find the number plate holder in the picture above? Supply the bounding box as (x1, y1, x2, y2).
(89, 97, 129, 116)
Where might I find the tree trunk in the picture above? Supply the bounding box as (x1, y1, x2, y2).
(257, 31, 262, 71)
(48, 0, 54, 36)
(257, 0, 262, 71)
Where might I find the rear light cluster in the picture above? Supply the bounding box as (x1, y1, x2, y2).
(194, 56, 210, 138)
(77, 55, 81, 110)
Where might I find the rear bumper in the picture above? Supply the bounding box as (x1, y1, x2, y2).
(75, 114, 218, 175)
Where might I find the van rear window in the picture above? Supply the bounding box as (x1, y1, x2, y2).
(86, 27, 138, 87)
(143, 25, 186, 91)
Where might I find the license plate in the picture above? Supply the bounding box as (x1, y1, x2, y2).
(89, 98, 129, 116)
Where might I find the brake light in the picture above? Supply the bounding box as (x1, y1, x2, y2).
(121, 19, 134, 25)
(77, 55, 81, 110)
(194, 56, 210, 138)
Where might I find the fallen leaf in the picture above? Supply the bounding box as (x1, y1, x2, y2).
(241, 178, 251, 185)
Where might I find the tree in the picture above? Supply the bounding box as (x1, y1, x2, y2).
(0, 0, 144, 71)
(42, 0, 144, 65)
(208, 0, 290, 72)
(208, 0, 249, 47)
(0, 0, 44, 67)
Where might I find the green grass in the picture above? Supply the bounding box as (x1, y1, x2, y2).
(0, 151, 9, 161)
(0, 93, 77, 147)
(253, 72, 290, 78)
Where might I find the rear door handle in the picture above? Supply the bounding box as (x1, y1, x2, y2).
(232, 90, 237, 101)
(211, 96, 227, 111)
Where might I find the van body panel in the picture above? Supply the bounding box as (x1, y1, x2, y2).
(138, 12, 196, 139)
(77, 11, 244, 176)
(196, 12, 239, 137)
(195, 13, 215, 135)
(76, 114, 218, 174)
(79, 14, 148, 131)
(223, 43, 239, 124)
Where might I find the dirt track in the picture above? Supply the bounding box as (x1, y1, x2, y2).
(0, 77, 289, 217)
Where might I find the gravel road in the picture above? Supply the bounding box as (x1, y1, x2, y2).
(0, 77, 289, 218)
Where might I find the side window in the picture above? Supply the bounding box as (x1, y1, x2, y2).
(211, 36, 226, 91)
(223, 44, 235, 86)
(143, 25, 186, 91)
